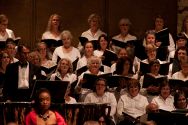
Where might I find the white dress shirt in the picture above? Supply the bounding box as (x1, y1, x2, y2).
(151, 95, 175, 111)
(50, 72, 77, 84)
(0, 29, 15, 41)
(52, 46, 81, 63)
(84, 92, 117, 116)
(42, 31, 61, 40)
(117, 93, 148, 118)
(172, 70, 188, 81)
(18, 63, 29, 89)
(77, 29, 106, 51)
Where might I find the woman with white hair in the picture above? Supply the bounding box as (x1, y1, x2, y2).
(75, 56, 104, 101)
(52, 30, 81, 64)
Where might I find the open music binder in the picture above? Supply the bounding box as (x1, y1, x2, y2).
(30, 80, 69, 103)
(155, 28, 170, 47)
(40, 64, 57, 75)
(143, 74, 167, 88)
(79, 36, 98, 50)
(82, 73, 112, 90)
(139, 61, 170, 75)
(107, 75, 131, 88)
(41, 39, 62, 48)
(102, 49, 118, 67)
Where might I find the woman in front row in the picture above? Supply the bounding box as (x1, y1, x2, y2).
(84, 78, 117, 125)
(25, 88, 67, 125)
(117, 79, 149, 125)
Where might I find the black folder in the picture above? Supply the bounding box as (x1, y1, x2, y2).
(72, 58, 79, 72)
(102, 49, 118, 67)
(107, 75, 131, 88)
(6, 37, 20, 46)
(169, 79, 188, 88)
(76, 66, 88, 76)
(155, 28, 170, 47)
(79, 36, 88, 46)
(82, 73, 112, 90)
(143, 74, 167, 88)
(41, 39, 62, 48)
(79, 36, 98, 50)
(30, 80, 69, 103)
(159, 62, 170, 75)
(156, 46, 169, 61)
(0, 42, 6, 49)
(111, 39, 127, 48)
(139, 62, 170, 76)
(148, 109, 188, 125)
(40, 65, 57, 75)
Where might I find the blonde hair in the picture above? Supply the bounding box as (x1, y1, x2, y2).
(88, 13, 101, 26)
(0, 14, 8, 24)
(61, 30, 73, 41)
(46, 14, 63, 32)
(57, 58, 73, 73)
(87, 56, 102, 68)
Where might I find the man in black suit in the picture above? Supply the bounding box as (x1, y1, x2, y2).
(3, 45, 42, 101)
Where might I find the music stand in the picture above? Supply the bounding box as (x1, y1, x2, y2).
(30, 80, 69, 103)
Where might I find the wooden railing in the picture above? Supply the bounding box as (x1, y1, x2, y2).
(0, 102, 110, 125)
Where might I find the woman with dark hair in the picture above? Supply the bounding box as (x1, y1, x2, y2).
(76, 41, 94, 72)
(117, 79, 148, 125)
(168, 46, 188, 77)
(84, 78, 117, 124)
(25, 88, 67, 125)
(114, 57, 134, 77)
(181, 15, 188, 39)
(174, 90, 188, 109)
(151, 81, 174, 111)
(94, 34, 111, 73)
(153, 15, 175, 52)
(140, 59, 167, 102)
(0, 51, 11, 96)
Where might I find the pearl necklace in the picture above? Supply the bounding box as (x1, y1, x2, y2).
(39, 113, 50, 121)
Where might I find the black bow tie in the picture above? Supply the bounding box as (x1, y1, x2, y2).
(18, 62, 28, 68)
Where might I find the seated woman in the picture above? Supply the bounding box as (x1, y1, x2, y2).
(151, 81, 174, 111)
(25, 88, 67, 125)
(36, 42, 56, 67)
(168, 46, 188, 78)
(117, 79, 149, 124)
(76, 41, 94, 74)
(75, 56, 104, 101)
(174, 90, 188, 109)
(52, 30, 81, 64)
(140, 59, 166, 102)
(84, 78, 117, 124)
(50, 58, 77, 84)
(94, 34, 112, 73)
(110, 48, 128, 73)
(168, 33, 187, 61)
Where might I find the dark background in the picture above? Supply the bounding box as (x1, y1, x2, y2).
(0, 0, 177, 49)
